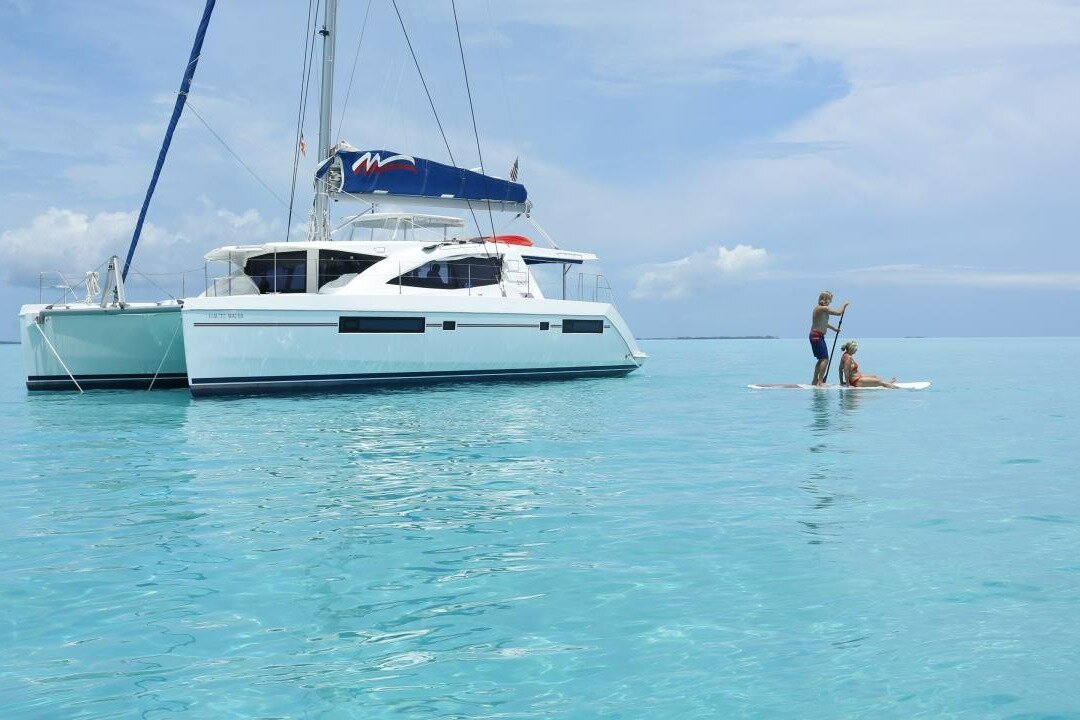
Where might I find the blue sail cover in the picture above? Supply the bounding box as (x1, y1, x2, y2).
(321, 149, 528, 212)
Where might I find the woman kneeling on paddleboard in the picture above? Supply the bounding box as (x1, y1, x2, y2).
(839, 341, 898, 388)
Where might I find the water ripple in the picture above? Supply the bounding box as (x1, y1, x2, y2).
(3, 340, 1080, 717)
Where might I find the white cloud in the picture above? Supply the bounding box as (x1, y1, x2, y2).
(499, 1, 1080, 88)
(3, 0, 1080, 336)
(0, 205, 282, 290)
(487, 0, 1080, 271)
(1, 208, 147, 286)
(631, 244, 769, 299)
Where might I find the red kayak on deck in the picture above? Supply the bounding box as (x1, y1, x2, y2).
(483, 234, 532, 247)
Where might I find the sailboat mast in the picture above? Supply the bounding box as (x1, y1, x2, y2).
(122, 0, 217, 280)
(314, 0, 337, 242)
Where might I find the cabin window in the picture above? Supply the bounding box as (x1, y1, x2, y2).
(245, 252, 307, 294)
(339, 316, 426, 333)
(442, 320, 456, 330)
(562, 319, 604, 334)
(391, 256, 502, 290)
(318, 250, 383, 288)
(539, 321, 550, 331)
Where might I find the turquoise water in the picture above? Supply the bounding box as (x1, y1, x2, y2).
(2, 338, 1079, 718)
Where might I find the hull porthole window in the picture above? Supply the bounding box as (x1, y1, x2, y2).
(562, 319, 603, 334)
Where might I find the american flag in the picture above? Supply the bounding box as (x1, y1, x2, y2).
(509, 156, 519, 182)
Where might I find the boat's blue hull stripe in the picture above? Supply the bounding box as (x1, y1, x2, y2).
(191, 362, 635, 386)
(189, 364, 638, 395)
(28, 366, 638, 393)
(27, 373, 188, 390)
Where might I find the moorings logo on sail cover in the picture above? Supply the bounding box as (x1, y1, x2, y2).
(351, 152, 417, 175)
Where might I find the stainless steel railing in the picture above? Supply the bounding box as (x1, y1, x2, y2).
(35, 265, 205, 305)
(34, 258, 619, 305)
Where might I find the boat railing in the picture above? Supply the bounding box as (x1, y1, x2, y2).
(571, 272, 617, 304)
(525, 266, 619, 304)
(37, 270, 97, 305)
(36, 265, 209, 305)
(203, 271, 259, 298)
(123, 267, 207, 301)
(37, 262, 621, 305)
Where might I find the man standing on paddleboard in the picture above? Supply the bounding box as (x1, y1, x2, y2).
(810, 291, 848, 386)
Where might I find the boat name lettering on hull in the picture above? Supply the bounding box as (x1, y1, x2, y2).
(208, 312, 244, 320)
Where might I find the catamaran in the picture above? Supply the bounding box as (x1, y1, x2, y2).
(19, 0, 646, 395)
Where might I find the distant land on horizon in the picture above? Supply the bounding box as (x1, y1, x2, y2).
(642, 336, 778, 340)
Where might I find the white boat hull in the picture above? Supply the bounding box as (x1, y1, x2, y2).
(182, 295, 645, 396)
(19, 303, 186, 390)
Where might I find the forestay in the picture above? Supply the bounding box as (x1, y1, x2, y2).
(317, 148, 529, 212)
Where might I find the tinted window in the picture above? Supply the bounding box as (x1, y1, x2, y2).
(339, 316, 426, 333)
(392, 257, 502, 289)
(318, 250, 383, 288)
(562, 319, 604, 334)
(245, 252, 307, 294)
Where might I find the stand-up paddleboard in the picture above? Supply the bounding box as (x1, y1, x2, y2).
(748, 382, 931, 390)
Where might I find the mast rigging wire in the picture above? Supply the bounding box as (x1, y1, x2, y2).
(388, 0, 487, 246)
(388, 0, 457, 166)
(336, 0, 374, 137)
(185, 99, 288, 208)
(451, 0, 498, 247)
(451, 0, 505, 294)
(286, 0, 322, 241)
(485, 0, 521, 169)
(122, 0, 216, 281)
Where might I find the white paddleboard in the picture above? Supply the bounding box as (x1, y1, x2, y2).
(748, 381, 931, 390)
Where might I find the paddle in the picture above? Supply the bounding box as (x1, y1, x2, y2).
(824, 307, 846, 383)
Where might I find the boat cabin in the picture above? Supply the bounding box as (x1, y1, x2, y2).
(202, 213, 594, 300)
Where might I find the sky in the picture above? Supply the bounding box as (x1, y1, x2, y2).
(1, 0, 1079, 340)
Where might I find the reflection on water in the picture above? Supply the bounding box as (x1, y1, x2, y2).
(809, 389, 863, 441)
(840, 388, 862, 413)
(6, 340, 1080, 717)
(798, 469, 839, 546)
(801, 391, 864, 544)
(810, 391, 830, 439)
(25, 387, 192, 432)
(10, 380, 581, 716)
(10, 386, 207, 719)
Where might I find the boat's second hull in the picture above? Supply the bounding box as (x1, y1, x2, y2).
(182, 295, 644, 396)
(20, 303, 187, 390)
